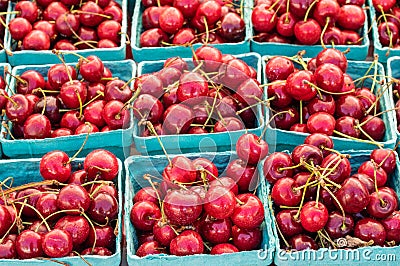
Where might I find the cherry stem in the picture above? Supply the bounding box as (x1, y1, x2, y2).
(55, 49, 89, 62)
(14, 200, 51, 232)
(67, 122, 91, 164)
(2, 180, 60, 196)
(67, 15, 97, 50)
(146, 121, 172, 166)
(292, 179, 318, 191)
(72, 251, 92, 266)
(71, 10, 112, 19)
(259, 109, 294, 141)
(305, 80, 355, 95)
(372, 160, 386, 206)
(203, 17, 209, 45)
(143, 174, 165, 217)
(2, 122, 15, 140)
(303, 0, 319, 22)
(322, 184, 347, 225)
(52, 50, 73, 83)
(278, 162, 303, 172)
(320, 17, 330, 49)
(333, 129, 383, 148)
(299, 100, 303, 124)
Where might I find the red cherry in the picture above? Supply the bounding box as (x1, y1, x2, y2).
(57, 184, 91, 213)
(271, 177, 302, 207)
(40, 151, 71, 182)
(335, 177, 370, 214)
(231, 225, 261, 251)
(16, 230, 43, 259)
(163, 189, 202, 226)
(286, 70, 316, 101)
(210, 243, 239, 254)
(130, 201, 161, 231)
(354, 218, 386, 246)
(170, 230, 204, 256)
(300, 201, 328, 232)
(42, 229, 73, 258)
(236, 133, 268, 165)
(307, 112, 336, 135)
(84, 149, 119, 181)
(204, 185, 236, 219)
(294, 19, 321, 45)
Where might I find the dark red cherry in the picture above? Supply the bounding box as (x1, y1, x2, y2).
(16, 230, 43, 259)
(354, 218, 386, 246)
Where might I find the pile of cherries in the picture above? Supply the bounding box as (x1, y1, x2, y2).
(0, 149, 120, 259)
(139, 0, 246, 47)
(7, 0, 123, 51)
(266, 48, 386, 142)
(264, 134, 399, 250)
(134, 45, 262, 136)
(130, 131, 269, 256)
(372, 0, 400, 48)
(1, 54, 131, 140)
(252, 0, 365, 46)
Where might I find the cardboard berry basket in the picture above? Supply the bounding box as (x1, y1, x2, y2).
(263, 150, 400, 266)
(132, 52, 266, 155)
(124, 151, 276, 266)
(0, 157, 123, 266)
(130, 0, 252, 62)
(0, 60, 136, 160)
(0, 62, 12, 158)
(4, 0, 128, 66)
(385, 56, 400, 154)
(368, 0, 400, 63)
(249, 0, 370, 61)
(262, 56, 397, 152)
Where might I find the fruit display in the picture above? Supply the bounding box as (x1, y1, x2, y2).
(264, 133, 400, 262)
(0, 53, 135, 159)
(138, 0, 246, 47)
(6, 0, 123, 51)
(250, 0, 369, 59)
(126, 131, 272, 262)
(264, 48, 396, 151)
(0, 149, 122, 262)
(387, 57, 400, 138)
(132, 46, 265, 154)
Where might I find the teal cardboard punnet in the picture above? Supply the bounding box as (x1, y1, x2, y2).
(262, 56, 396, 152)
(0, 63, 12, 158)
(130, 0, 252, 62)
(368, 0, 400, 63)
(124, 151, 276, 266)
(132, 52, 266, 155)
(264, 150, 400, 266)
(0, 60, 136, 160)
(0, 157, 123, 266)
(250, 0, 370, 60)
(386, 56, 400, 154)
(4, 0, 127, 66)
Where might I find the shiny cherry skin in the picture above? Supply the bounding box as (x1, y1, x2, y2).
(40, 151, 71, 182)
(209, 176, 239, 195)
(130, 201, 161, 231)
(192, 157, 218, 182)
(286, 70, 316, 101)
(231, 225, 261, 251)
(204, 185, 236, 219)
(86, 225, 115, 249)
(335, 177, 370, 214)
(320, 153, 351, 184)
(304, 133, 334, 157)
(263, 152, 293, 184)
(307, 112, 336, 135)
(291, 144, 324, 167)
(294, 19, 321, 45)
(367, 187, 398, 219)
(84, 149, 119, 181)
(271, 177, 302, 207)
(382, 211, 400, 243)
(0, 206, 11, 237)
(335, 116, 360, 138)
(354, 218, 386, 246)
(162, 104, 194, 134)
(358, 160, 387, 187)
(162, 155, 197, 186)
(163, 189, 202, 226)
(23, 114, 51, 139)
(226, 159, 258, 192)
(290, 234, 318, 250)
(5, 94, 34, 124)
(300, 201, 328, 232)
(276, 209, 303, 237)
(325, 211, 354, 239)
(136, 241, 164, 257)
(360, 115, 385, 141)
(231, 193, 264, 229)
(57, 184, 91, 213)
(16, 230, 43, 259)
(170, 230, 204, 256)
(370, 149, 396, 175)
(236, 133, 268, 165)
(55, 215, 90, 247)
(36, 193, 59, 221)
(87, 192, 118, 224)
(210, 243, 239, 254)
(265, 56, 295, 82)
(316, 48, 348, 72)
(201, 217, 232, 245)
(42, 229, 73, 258)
